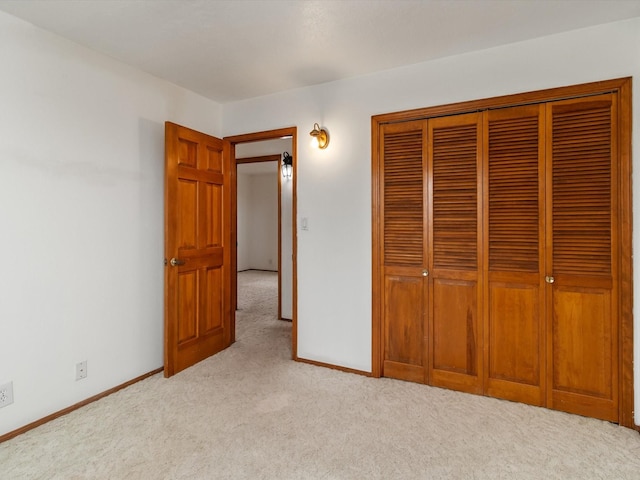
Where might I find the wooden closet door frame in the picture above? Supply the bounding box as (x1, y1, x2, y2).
(371, 77, 634, 428)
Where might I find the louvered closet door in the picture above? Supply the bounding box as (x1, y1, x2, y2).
(484, 105, 546, 405)
(381, 121, 429, 384)
(428, 113, 483, 394)
(546, 94, 618, 422)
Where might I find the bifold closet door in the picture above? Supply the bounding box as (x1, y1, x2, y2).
(380, 114, 484, 391)
(380, 120, 429, 384)
(375, 79, 629, 425)
(546, 94, 618, 422)
(427, 113, 483, 394)
(483, 105, 546, 406)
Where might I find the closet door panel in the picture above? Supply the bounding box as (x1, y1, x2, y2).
(546, 94, 618, 422)
(486, 275, 542, 404)
(552, 286, 613, 397)
(380, 121, 428, 383)
(431, 276, 479, 391)
(484, 105, 545, 405)
(428, 113, 482, 394)
(383, 272, 427, 383)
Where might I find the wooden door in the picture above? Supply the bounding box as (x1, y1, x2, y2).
(483, 105, 546, 405)
(427, 113, 483, 394)
(164, 122, 232, 377)
(380, 120, 429, 383)
(545, 95, 618, 421)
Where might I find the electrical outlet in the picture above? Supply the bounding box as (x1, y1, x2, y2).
(76, 361, 87, 381)
(0, 382, 14, 408)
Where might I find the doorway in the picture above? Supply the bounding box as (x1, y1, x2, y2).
(236, 146, 291, 321)
(226, 127, 298, 359)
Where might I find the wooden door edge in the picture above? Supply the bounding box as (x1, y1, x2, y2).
(163, 121, 177, 377)
(278, 157, 283, 320)
(617, 78, 634, 429)
(370, 116, 383, 378)
(223, 139, 234, 348)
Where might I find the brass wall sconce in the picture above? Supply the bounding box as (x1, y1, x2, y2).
(309, 123, 329, 149)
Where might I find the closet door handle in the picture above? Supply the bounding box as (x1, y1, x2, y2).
(422, 269, 429, 277)
(545, 275, 555, 284)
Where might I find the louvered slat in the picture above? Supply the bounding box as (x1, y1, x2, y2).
(488, 115, 540, 272)
(432, 123, 477, 270)
(552, 102, 612, 276)
(383, 128, 424, 266)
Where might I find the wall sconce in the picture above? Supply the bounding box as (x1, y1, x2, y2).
(309, 123, 329, 149)
(281, 151, 293, 179)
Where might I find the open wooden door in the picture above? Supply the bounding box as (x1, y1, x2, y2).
(164, 122, 232, 377)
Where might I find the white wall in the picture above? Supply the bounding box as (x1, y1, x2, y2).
(236, 172, 252, 271)
(236, 168, 279, 271)
(222, 18, 640, 421)
(0, 12, 221, 436)
(249, 173, 279, 270)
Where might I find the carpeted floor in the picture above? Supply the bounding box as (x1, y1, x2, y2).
(2, 270, 640, 479)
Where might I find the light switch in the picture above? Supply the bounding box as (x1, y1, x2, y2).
(301, 217, 309, 231)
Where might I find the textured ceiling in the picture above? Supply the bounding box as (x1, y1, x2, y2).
(1, 0, 640, 103)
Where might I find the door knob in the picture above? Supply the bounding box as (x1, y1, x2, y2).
(170, 258, 185, 267)
(422, 269, 429, 277)
(545, 275, 555, 284)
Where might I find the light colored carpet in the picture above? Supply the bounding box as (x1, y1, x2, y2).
(2, 270, 640, 479)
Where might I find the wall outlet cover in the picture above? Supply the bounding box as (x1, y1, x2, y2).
(76, 361, 88, 381)
(0, 382, 14, 408)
